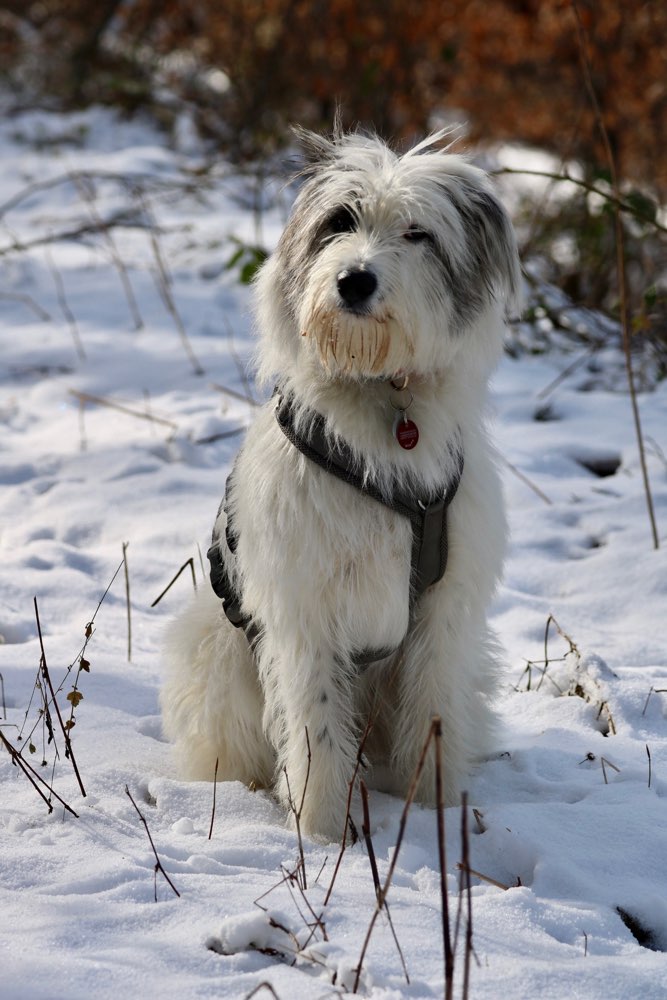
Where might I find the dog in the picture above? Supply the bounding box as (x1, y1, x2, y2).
(161, 127, 520, 840)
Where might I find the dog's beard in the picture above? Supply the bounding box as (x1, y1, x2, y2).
(303, 306, 415, 379)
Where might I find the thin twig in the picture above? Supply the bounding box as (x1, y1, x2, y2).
(122, 542, 131, 663)
(646, 745, 652, 790)
(208, 757, 219, 840)
(455, 864, 511, 892)
(433, 718, 454, 1000)
(124, 785, 181, 899)
(600, 756, 620, 785)
(323, 716, 374, 907)
(360, 780, 409, 984)
(139, 192, 204, 376)
(151, 557, 198, 608)
(353, 719, 436, 993)
(70, 170, 143, 330)
(501, 457, 553, 506)
(0, 730, 79, 817)
(492, 167, 667, 235)
(572, 0, 659, 550)
(0, 291, 51, 321)
(45, 245, 85, 361)
(461, 793, 473, 1000)
(210, 381, 261, 408)
(68, 389, 178, 429)
(34, 597, 86, 798)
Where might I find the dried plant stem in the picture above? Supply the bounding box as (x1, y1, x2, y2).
(68, 389, 178, 429)
(360, 780, 409, 985)
(572, 0, 659, 550)
(122, 541, 131, 662)
(208, 757, 219, 840)
(353, 718, 436, 993)
(455, 864, 511, 892)
(124, 785, 181, 899)
(139, 193, 204, 376)
(210, 381, 261, 408)
(283, 729, 311, 891)
(70, 170, 143, 330)
(323, 716, 374, 907)
(45, 245, 85, 361)
(0, 291, 51, 320)
(151, 557, 198, 608)
(0, 730, 79, 817)
(501, 457, 553, 506)
(460, 793, 473, 1000)
(433, 718, 454, 1000)
(492, 167, 667, 236)
(646, 744, 652, 789)
(34, 597, 86, 798)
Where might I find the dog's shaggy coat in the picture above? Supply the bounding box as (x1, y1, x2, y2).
(161, 128, 521, 839)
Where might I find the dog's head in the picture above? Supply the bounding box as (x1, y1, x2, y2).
(256, 129, 520, 385)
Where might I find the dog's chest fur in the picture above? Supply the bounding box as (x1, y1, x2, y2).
(222, 404, 415, 657)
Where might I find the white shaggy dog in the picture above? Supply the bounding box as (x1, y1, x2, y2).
(161, 128, 520, 840)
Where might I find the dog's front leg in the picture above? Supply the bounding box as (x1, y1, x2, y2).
(259, 637, 357, 841)
(388, 588, 499, 808)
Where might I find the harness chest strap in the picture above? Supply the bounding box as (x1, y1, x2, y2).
(207, 393, 464, 668)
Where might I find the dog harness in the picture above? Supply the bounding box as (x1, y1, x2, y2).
(207, 391, 464, 669)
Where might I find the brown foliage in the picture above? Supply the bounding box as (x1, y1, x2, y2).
(1, 0, 666, 188)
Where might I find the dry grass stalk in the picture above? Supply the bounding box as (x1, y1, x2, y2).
(124, 784, 181, 899)
(460, 793, 473, 1000)
(0, 729, 79, 817)
(45, 245, 85, 361)
(34, 597, 86, 798)
(433, 717, 454, 1000)
(151, 557, 198, 608)
(353, 717, 438, 994)
(210, 381, 261, 408)
(322, 716, 373, 908)
(455, 863, 511, 892)
(138, 192, 205, 376)
(501, 457, 553, 506)
(600, 756, 620, 785)
(122, 541, 132, 662)
(572, 0, 659, 550)
(641, 686, 667, 717)
(282, 728, 311, 891)
(359, 780, 409, 985)
(68, 389, 178, 430)
(646, 744, 652, 789)
(0, 291, 51, 321)
(208, 757, 219, 840)
(70, 170, 143, 331)
(244, 982, 282, 1000)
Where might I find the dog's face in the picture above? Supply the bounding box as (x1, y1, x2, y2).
(257, 129, 520, 383)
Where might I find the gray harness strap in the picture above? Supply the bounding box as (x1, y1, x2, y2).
(208, 391, 464, 669)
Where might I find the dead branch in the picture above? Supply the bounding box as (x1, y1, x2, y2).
(151, 557, 198, 608)
(34, 597, 86, 798)
(124, 784, 181, 899)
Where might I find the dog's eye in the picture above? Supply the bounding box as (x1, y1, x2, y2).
(404, 226, 431, 243)
(327, 207, 357, 235)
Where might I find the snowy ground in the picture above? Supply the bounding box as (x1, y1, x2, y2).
(1, 107, 666, 1000)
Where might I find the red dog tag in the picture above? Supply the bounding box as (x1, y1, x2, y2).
(395, 416, 419, 450)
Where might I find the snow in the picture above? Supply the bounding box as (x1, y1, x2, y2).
(1, 106, 667, 1000)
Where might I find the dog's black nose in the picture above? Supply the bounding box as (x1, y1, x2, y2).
(337, 268, 378, 308)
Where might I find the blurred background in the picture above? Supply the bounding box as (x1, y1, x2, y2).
(0, 0, 665, 351)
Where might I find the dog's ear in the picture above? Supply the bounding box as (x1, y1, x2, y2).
(457, 181, 522, 312)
